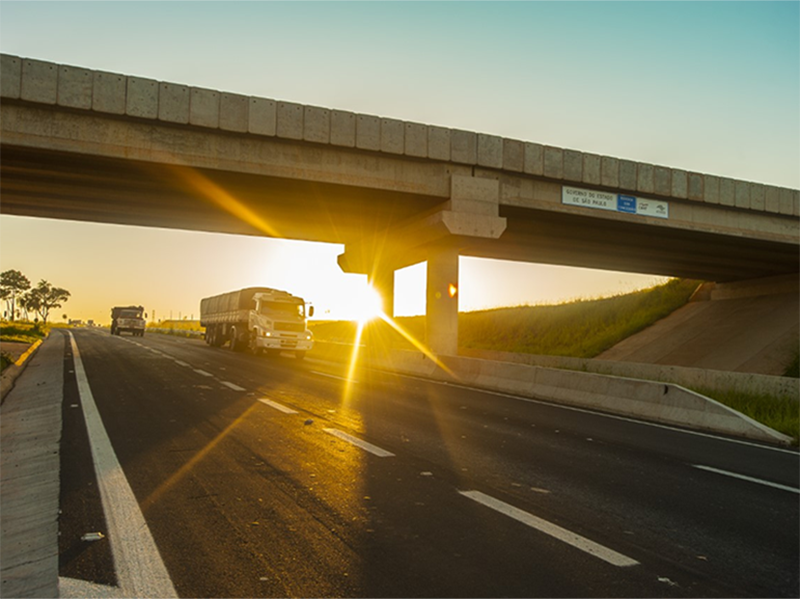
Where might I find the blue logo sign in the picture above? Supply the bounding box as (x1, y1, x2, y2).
(617, 195, 637, 214)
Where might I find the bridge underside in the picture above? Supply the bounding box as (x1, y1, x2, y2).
(3, 144, 796, 285)
(0, 145, 439, 244)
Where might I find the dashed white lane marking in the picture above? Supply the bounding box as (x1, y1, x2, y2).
(173, 360, 190, 367)
(194, 369, 213, 377)
(458, 490, 639, 568)
(311, 370, 358, 383)
(258, 398, 299, 414)
(68, 333, 177, 597)
(692, 464, 800, 494)
(221, 381, 246, 391)
(323, 428, 395, 457)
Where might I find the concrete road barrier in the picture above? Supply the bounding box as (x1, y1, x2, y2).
(368, 349, 795, 446)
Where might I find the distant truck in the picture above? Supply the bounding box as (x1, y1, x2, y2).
(110, 305, 146, 337)
(200, 287, 314, 359)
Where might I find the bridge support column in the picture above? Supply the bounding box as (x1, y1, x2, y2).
(368, 268, 394, 319)
(426, 246, 459, 356)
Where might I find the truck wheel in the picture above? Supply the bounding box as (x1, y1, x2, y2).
(249, 330, 262, 355)
(230, 327, 243, 352)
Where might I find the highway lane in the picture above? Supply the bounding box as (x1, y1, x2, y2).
(58, 328, 799, 597)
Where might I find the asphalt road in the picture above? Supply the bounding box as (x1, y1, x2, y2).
(57, 328, 799, 598)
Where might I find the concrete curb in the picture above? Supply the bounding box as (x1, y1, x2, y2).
(371, 350, 794, 446)
(0, 337, 44, 404)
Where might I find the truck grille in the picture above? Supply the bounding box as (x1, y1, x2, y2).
(274, 322, 304, 333)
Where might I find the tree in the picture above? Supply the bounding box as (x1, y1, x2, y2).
(0, 270, 31, 321)
(25, 280, 70, 324)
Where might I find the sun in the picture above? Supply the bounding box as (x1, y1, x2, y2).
(354, 285, 384, 325)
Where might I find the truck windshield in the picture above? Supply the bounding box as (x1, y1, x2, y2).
(119, 310, 142, 318)
(260, 301, 304, 319)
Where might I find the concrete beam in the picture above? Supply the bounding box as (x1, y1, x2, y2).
(220, 93, 248, 133)
(127, 77, 159, 119)
(189, 87, 220, 128)
(338, 175, 506, 275)
(248, 97, 277, 136)
(57, 65, 92, 110)
(92, 70, 126, 115)
(158, 82, 190, 124)
(3, 52, 797, 222)
(277, 101, 303, 140)
(20, 58, 57, 104)
(0, 54, 21, 99)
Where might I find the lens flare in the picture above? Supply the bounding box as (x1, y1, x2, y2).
(355, 285, 384, 325)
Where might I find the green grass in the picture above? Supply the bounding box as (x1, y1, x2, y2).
(459, 278, 700, 358)
(0, 321, 50, 373)
(311, 278, 700, 358)
(699, 388, 799, 443)
(0, 321, 48, 344)
(784, 350, 799, 378)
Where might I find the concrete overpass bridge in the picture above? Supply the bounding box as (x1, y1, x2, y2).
(2, 53, 798, 354)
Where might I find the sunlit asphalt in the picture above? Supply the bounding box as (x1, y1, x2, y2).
(58, 328, 799, 598)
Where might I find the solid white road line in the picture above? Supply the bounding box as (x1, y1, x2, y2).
(323, 428, 395, 457)
(258, 398, 298, 414)
(393, 373, 798, 455)
(458, 490, 639, 568)
(68, 333, 177, 598)
(692, 464, 800, 494)
(221, 381, 246, 391)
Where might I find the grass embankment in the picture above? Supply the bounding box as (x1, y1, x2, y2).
(0, 321, 50, 372)
(460, 278, 700, 357)
(311, 278, 700, 358)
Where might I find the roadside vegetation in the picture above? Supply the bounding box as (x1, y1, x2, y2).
(1, 269, 71, 324)
(784, 350, 799, 379)
(458, 278, 700, 358)
(0, 320, 50, 372)
(147, 319, 204, 338)
(699, 388, 799, 442)
(0, 320, 48, 344)
(310, 278, 700, 358)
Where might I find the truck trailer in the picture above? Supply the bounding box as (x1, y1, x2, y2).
(110, 305, 146, 336)
(200, 287, 314, 359)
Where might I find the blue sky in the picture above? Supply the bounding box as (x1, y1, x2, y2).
(1, 2, 798, 323)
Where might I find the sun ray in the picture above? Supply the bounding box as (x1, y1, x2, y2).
(140, 403, 260, 512)
(374, 312, 458, 379)
(167, 165, 282, 238)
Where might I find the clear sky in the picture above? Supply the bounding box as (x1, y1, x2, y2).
(1, 1, 798, 324)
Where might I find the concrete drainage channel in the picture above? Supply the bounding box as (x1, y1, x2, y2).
(310, 341, 796, 446)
